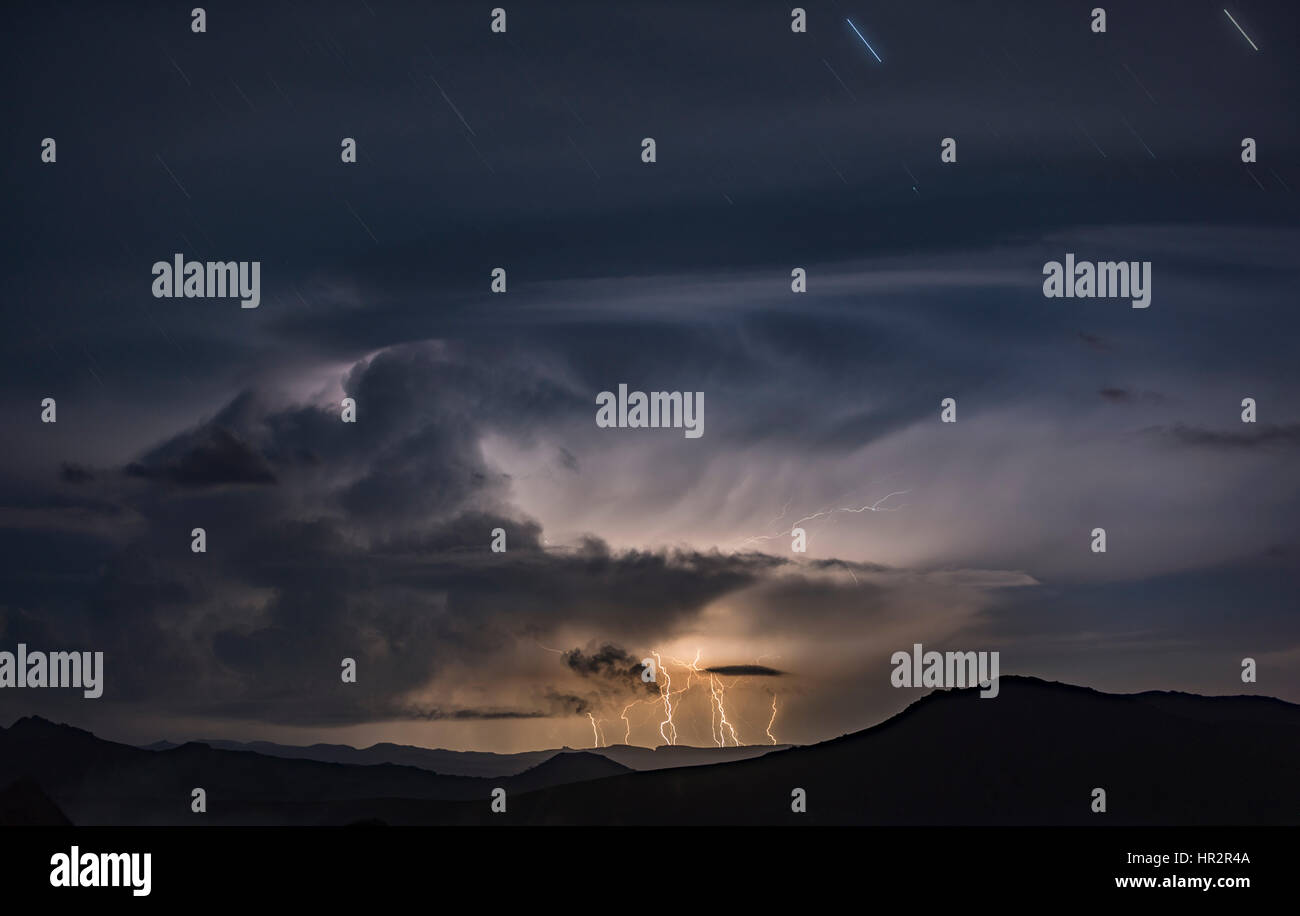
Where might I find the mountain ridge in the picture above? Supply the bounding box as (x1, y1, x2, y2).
(5, 677, 1297, 825)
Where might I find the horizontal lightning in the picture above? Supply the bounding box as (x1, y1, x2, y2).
(733, 490, 909, 550)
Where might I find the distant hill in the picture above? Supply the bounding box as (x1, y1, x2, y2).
(7, 677, 1298, 825)
(595, 743, 792, 770)
(137, 735, 791, 776)
(505, 751, 629, 792)
(0, 718, 629, 825)
(141, 737, 560, 778)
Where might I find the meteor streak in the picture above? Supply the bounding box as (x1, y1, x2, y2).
(846, 19, 883, 63)
(1223, 9, 1259, 51)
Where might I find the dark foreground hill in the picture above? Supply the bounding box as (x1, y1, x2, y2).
(0, 718, 629, 825)
(0, 779, 72, 826)
(5, 677, 1298, 825)
(274, 677, 1300, 825)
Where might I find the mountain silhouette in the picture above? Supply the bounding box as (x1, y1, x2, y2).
(141, 737, 558, 777)
(0, 717, 628, 825)
(138, 735, 789, 775)
(593, 743, 792, 770)
(5, 677, 1297, 825)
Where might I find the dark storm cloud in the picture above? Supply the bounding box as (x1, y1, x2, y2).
(558, 447, 580, 473)
(1149, 423, 1300, 450)
(563, 644, 642, 679)
(125, 425, 278, 487)
(563, 643, 658, 698)
(398, 706, 549, 721)
(704, 665, 784, 677)
(59, 464, 95, 484)
(1099, 388, 1166, 406)
(0, 343, 791, 726)
(544, 693, 595, 717)
(2, 0, 1299, 744)
(4, 0, 1298, 408)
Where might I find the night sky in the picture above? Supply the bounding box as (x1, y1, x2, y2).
(2, 0, 1297, 752)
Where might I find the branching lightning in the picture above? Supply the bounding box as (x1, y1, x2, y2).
(633, 650, 778, 748)
(653, 650, 678, 746)
(553, 644, 781, 749)
(621, 696, 653, 744)
(709, 674, 741, 746)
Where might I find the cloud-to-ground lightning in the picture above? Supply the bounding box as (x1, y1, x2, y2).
(846, 19, 883, 63)
(707, 673, 741, 746)
(653, 650, 678, 746)
(1223, 9, 1259, 51)
(619, 650, 780, 748)
(621, 696, 653, 743)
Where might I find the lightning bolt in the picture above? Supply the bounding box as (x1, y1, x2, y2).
(621, 696, 653, 744)
(764, 498, 792, 530)
(573, 649, 783, 749)
(653, 651, 678, 746)
(732, 490, 909, 550)
(709, 674, 741, 746)
(587, 712, 604, 748)
(672, 650, 717, 743)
